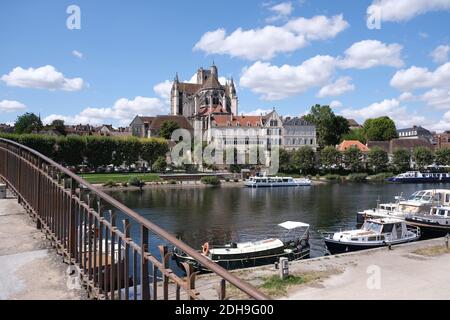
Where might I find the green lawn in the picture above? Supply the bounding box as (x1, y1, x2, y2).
(79, 173, 161, 184)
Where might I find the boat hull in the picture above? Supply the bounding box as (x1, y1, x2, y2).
(405, 218, 450, 238)
(324, 237, 419, 255)
(388, 177, 450, 183)
(244, 182, 311, 188)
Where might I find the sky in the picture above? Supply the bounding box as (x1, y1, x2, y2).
(1, 0, 450, 131)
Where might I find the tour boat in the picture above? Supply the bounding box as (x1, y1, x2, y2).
(388, 171, 450, 183)
(173, 221, 310, 272)
(356, 189, 450, 224)
(405, 206, 450, 237)
(321, 218, 420, 254)
(244, 176, 312, 188)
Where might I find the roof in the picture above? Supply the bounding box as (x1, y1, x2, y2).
(367, 138, 434, 153)
(397, 125, 431, 135)
(283, 117, 313, 126)
(196, 105, 229, 116)
(367, 141, 390, 153)
(178, 83, 201, 95)
(347, 119, 362, 127)
(201, 74, 222, 89)
(278, 221, 310, 230)
(212, 115, 262, 127)
(337, 140, 369, 152)
(149, 115, 193, 131)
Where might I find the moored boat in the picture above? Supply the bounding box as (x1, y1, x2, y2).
(405, 206, 450, 238)
(173, 221, 310, 272)
(388, 171, 450, 183)
(321, 218, 420, 254)
(244, 176, 312, 188)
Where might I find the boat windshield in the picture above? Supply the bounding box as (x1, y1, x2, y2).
(362, 222, 382, 233)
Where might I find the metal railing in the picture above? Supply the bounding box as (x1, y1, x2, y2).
(0, 138, 269, 300)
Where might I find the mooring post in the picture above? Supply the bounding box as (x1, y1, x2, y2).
(446, 234, 449, 250)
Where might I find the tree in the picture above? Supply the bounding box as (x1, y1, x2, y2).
(319, 146, 341, 172)
(342, 146, 363, 173)
(367, 147, 389, 173)
(363, 117, 397, 141)
(303, 105, 350, 149)
(84, 136, 117, 168)
(292, 146, 315, 174)
(141, 138, 169, 167)
(56, 135, 85, 166)
(279, 148, 293, 173)
(413, 147, 434, 169)
(14, 113, 43, 134)
(115, 137, 141, 167)
(435, 148, 450, 166)
(392, 149, 411, 172)
(159, 120, 180, 140)
(341, 128, 366, 144)
(50, 119, 66, 136)
(152, 156, 167, 173)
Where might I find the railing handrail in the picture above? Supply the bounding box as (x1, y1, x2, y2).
(0, 138, 269, 300)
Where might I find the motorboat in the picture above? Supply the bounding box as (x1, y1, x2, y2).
(173, 221, 310, 272)
(388, 171, 450, 183)
(321, 218, 420, 254)
(244, 176, 312, 188)
(356, 189, 450, 224)
(405, 206, 450, 237)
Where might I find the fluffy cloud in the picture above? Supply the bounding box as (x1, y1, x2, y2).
(367, 0, 450, 22)
(240, 55, 337, 100)
(266, 2, 293, 22)
(317, 77, 355, 98)
(431, 45, 450, 64)
(193, 15, 348, 60)
(0, 100, 27, 113)
(242, 108, 274, 116)
(1, 65, 84, 91)
(390, 62, 450, 91)
(340, 98, 426, 128)
(43, 96, 168, 126)
(153, 80, 172, 102)
(330, 100, 343, 108)
(421, 88, 450, 109)
(72, 50, 83, 59)
(338, 40, 404, 69)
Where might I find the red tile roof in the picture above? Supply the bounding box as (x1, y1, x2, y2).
(337, 140, 369, 152)
(212, 115, 262, 127)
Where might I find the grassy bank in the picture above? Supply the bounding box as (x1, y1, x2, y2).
(79, 173, 161, 184)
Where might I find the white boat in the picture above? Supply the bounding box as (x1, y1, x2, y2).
(244, 176, 312, 188)
(356, 189, 450, 224)
(406, 206, 450, 237)
(321, 218, 421, 254)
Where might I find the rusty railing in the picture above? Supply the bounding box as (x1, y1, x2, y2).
(0, 138, 269, 300)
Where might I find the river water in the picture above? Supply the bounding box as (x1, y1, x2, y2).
(108, 182, 450, 259)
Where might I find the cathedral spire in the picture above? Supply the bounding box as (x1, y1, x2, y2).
(174, 72, 179, 82)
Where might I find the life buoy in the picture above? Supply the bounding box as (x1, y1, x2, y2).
(202, 242, 210, 255)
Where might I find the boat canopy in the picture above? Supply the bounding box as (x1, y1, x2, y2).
(278, 221, 310, 230)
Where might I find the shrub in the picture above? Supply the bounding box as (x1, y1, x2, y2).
(233, 178, 239, 183)
(128, 176, 144, 187)
(347, 173, 368, 182)
(103, 180, 118, 188)
(325, 174, 341, 181)
(369, 172, 394, 182)
(201, 176, 221, 186)
(225, 178, 230, 182)
(168, 180, 177, 184)
(121, 182, 128, 187)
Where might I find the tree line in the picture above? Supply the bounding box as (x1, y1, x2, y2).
(0, 133, 169, 170)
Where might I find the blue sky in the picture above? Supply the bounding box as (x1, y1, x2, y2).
(1, 0, 450, 130)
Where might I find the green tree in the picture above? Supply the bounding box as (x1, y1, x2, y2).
(115, 137, 141, 167)
(14, 113, 43, 134)
(413, 147, 434, 169)
(141, 138, 169, 167)
(435, 148, 450, 166)
(303, 105, 350, 149)
(367, 147, 389, 173)
(159, 120, 180, 140)
(56, 135, 85, 166)
(392, 149, 411, 172)
(279, 148, 293, 173)
(341, 128, 366, 144)
(17, 134, 56, 158)
(84, 136, 117, 168)
(363, 117, 397, 141)
(319, 146, 341, 172)
(152, 156, 167, 173)
(342, 146, 363, 173)
(50, 119, 66, 136)
(292, 146, 315, 174)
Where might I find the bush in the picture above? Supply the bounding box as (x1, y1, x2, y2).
(168, 180, 177, 184)
(324, 174, 341, 181)
(128, 176, 144, 187)
(347, 173, 368, 182)
(225, 178, 230, 182)
(121, 182, 128, 187)
(369, 172, 394, 182)
(201, 176, 221, 186)
(103, 180, 118, 188)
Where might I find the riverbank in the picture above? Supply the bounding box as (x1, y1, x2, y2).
(0, 191, 83, 300)
(193, 237, 450, 300)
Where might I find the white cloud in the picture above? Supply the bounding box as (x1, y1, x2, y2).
(421, 88, 450, 109)
(72, 50, 83, 59)
(398, 92, 416, 101)
(153, 80, 172, 102)
(317, 76, 355, 98)
(338, 40, 404, 69)
(240, 55, 337, 100)
(0, 100, 27, 113)
(43, 96, 168, 126)
(1, 65, 84, 91)
(390, 62, 450, 91)
(431, 45, 450, 64)
(266, 2, 293, 22)
(367, 0, 450, 22)
(330, 100, 343, 108)
(193, 14, 348, 60)
(243, 108, 273, 116)
(187, 73, 227, 85)
(340, 98, 426, 128)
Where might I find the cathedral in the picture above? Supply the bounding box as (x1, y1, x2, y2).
(170, 64, 238, 119)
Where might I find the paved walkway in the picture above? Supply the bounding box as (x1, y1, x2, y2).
(0, 190, 82, 300)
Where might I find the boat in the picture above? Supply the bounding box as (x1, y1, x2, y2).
(388, 170, 450, 183)
(405, 206, 450, 237)
(321, 218, 421, 254)
(172, 221, 310, 272)
(356, 189, 450, 224)
(244, 176, 312, 188)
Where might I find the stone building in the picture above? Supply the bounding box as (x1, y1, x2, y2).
(282, 117, 317, 151)
(397, 125, 433, 142)
(130, 115, 192, 138)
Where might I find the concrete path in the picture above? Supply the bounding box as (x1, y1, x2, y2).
(0, 190, 82, 300)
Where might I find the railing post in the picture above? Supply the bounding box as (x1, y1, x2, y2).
(140, 225, 150, 300)
(182, 262, 197, 301)
(158, 245, 170, 300)
(218, 279, 227, 300)
(123, 219, 130, 300)
(68, 178, 77, 260)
